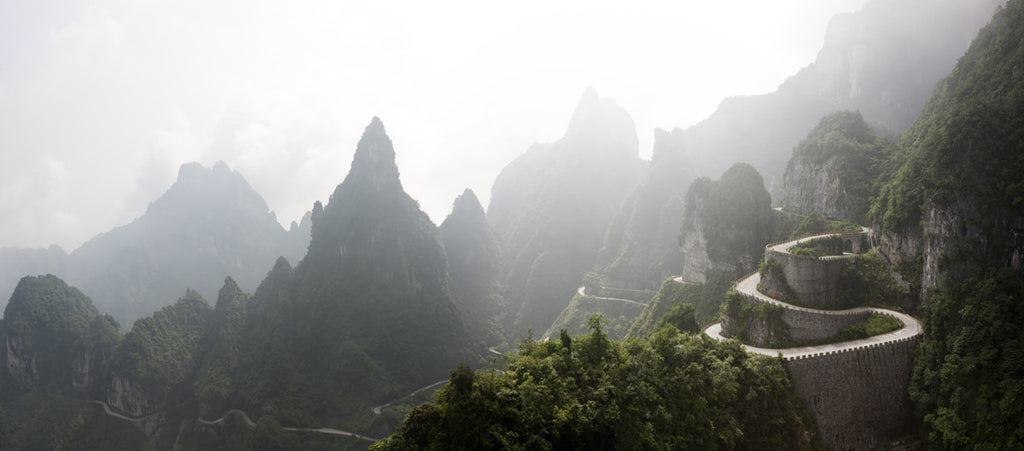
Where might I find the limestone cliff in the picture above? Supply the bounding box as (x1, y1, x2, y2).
(781, 111, 892, 224)
(106, 373, 163, 417)
(597, 128, 693, 289)
(679, 0, 999, 196)
(4, 334, 38, 391)
(440, 189, 506, 342)
(872, 0, 1024, 294)
(678, 164, 774, 282)
(677, 181, 711, 283)
(868, 3, 1024, 446)
(1, 275, 117, 395)
(487, 88, 645, 335)
(781, 155, 850, 221)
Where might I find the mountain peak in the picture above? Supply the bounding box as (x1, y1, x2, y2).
(451, 189, 484, 217)
(147, 161, 271, 219)
(344, 117, 401, 192)
(564, 88, 639, 158)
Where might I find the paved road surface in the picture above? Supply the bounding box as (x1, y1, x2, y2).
(702, 227, 921, 359)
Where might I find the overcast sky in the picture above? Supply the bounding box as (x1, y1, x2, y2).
(1, 0, 869, 250)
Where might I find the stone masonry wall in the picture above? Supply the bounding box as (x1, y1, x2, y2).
(785, 337, 919, 450)
(766, 250, 842, 308)
(739, 293, 870, 342)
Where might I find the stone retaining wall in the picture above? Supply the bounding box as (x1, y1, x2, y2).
(740, 293, 870, 342)
(765, 250, 843, 307)
(785, 336, 919, 450)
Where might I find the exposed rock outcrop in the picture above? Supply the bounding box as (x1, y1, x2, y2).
(107, 373, 163, 418)
(5, 334, 38, 391)
(678, 164, 774, 282)
(679, 0, 1000, 195)
(597, 128, 693, 289)
(782, 155, 850, 220)
(781, 111, 892, 223)
(487, 89, 645, 335)
(440, 189, 506, 342)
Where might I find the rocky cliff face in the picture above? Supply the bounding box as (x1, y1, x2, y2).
(678, 186, 711, 284)
(71, 345, 113, 398)
(487, 88, 645, 335)
(440, 189, 505, 342)
(597, 128, 693, 289)
(781, 155, 850, 220)
(678, 164, 774, 282)
(5, 334, 38, 391)
(679, 0, 1000, 195)
(781, 111, 891, 223)
(106, 373, 162, 417)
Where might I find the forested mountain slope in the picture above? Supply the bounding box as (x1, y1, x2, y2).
(869, 1, 1024, 447)
(234, 117, 479, 425)
(679, 0, 1000, 195)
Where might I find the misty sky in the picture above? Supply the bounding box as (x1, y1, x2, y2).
(1, 0, 869, 251)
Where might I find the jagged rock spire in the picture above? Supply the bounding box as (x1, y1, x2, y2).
(449, 189, 485, 219)
(344, 117, 401, 192)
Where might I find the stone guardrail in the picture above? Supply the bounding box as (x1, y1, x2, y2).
(705, 226, 922, 361)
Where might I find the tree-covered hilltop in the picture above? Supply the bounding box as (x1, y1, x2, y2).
(1, 274, 119, 395)
(108, 289, 212, 415)
(781, 110, 894, 224)
(373, 318, 819, 450)
(596, 128, 694, 289)
(439, 189, 508, 344)
(678, 163, 774, 283)
(487, 88, 646, 337)
(867, 1, 1024, 448)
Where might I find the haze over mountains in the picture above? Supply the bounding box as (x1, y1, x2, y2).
(0, 0, 1021, 449)
(0, 162, 310, 327)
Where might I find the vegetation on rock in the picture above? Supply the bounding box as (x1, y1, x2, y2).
(373, 318, 819, 450)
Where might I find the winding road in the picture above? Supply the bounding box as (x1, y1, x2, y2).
(371, 379, 448, 415)
(702, 228, 922, 360)
(575, 286, 647, 306)
(89, 400, 380, 443)
(197, 409, 380, 442)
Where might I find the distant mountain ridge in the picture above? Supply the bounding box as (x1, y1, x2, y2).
(593, 0, 1000, 292)
(0, 161, 310, 328)
(678, 0, 1001, 195)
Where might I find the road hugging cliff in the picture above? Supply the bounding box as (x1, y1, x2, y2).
(705, 228, 922, 450)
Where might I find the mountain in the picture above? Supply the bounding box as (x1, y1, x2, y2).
(595, 129, 695, 289)
(678, 163, 774, 284)
(868, 1, 1024, 447)
(234, 117, 477, 425)
(679, 0, 1001, 195)
(0, 161, 310, 328)
(0, 246, 68, 321)
(1, 274, 119, 395)
(487, 88, 646, 335)
(107, 289, 212, 417)
(781, 110, 893, 223)
(439, 189, 507, 344)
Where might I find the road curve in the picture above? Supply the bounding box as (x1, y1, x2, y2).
(91, 401, 380, 443)
(88, 400, 161, 423)
(702, 228, 922, 360)
(372, 379, 448, 415)
(197, 409, 380, 442)
(575, 286, 646, 306)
